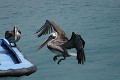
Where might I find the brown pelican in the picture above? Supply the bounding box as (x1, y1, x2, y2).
(35, 20, 85, 64)
(5, 26, 21, 47)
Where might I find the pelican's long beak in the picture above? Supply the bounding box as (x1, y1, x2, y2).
(37, 37, 52, 51)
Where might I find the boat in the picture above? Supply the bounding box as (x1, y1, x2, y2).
(0, 38, 37, 77)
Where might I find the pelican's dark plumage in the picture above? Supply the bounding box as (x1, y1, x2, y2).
(35, 20, 85, 64)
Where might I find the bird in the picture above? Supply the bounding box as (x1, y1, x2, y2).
(35, 20, 85, 64)
(5, 26, 21, 47)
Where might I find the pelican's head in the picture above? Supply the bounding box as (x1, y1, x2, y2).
(48, 32, 57, 39)
(14, 27, 21, 35)
(38, 32, 57, 50)
(14, 27, 21, 43)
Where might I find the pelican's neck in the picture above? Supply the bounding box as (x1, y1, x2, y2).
(47, 39, 55, 46)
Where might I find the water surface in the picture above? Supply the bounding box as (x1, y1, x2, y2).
(0, 0, 120, 80)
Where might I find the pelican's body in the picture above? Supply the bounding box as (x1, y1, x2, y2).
(35, 20, 85, 64)
(47, 33, 69, 57)
(5, 27, 21, 46)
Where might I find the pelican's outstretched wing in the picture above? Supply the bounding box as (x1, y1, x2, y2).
(35, 20, 68, 40)
(62, 32, 86, 64)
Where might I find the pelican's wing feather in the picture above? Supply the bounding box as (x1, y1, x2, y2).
(62, 32, 86, 64)
(61, 32, 75, 49)
(35, 20, 67, 39)
(5, 31, 13, 39)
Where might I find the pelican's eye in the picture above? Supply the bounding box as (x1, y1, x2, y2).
(48, 32, 57, 39)
(52, 36, 56, 39)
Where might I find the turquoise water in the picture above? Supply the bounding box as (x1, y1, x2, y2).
(0, 0, 120, 80)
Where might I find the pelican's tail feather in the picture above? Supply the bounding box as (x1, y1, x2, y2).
(68, 52, 77, 56)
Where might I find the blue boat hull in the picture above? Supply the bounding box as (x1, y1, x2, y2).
(0, 38, 37, 77)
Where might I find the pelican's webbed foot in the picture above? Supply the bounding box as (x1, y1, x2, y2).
(53, 55, 60, 61)
(57, 57, 66, 65)
(53, 56, 57, 61)
(10, 43, 17, 47)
